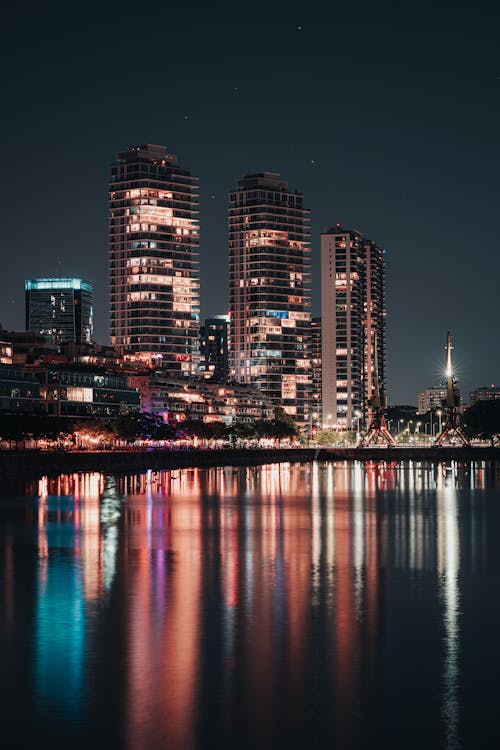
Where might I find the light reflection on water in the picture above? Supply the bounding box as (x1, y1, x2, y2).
(0, 460, 499, 749)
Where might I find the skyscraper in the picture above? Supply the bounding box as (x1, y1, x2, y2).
(229, 172, 311, 423)
(25, 277, 93, 345)
(109, 144, 200, 374)
(320, 227, 386, 430)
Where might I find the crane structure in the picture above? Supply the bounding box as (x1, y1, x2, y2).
(435, 331, 469, 446)
(361, 334, 395, 447)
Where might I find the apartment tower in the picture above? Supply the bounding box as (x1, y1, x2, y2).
(321, 226, 386, 429)
(229, 173, 311, 423)
(109, 144, 200, 373)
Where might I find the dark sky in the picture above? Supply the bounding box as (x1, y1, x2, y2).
(1, 1, 499, 404)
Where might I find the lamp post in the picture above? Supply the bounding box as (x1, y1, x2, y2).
(309, 411, 318, 443)
(399, 418, 404, 437)
(436, 409, 442, 434)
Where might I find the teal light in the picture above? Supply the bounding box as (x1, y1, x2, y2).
(25, 278, 93, 292)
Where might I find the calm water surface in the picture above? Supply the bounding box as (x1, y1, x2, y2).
(1, 461, 500, 749)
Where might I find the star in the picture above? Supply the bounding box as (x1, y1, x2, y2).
(210, 194, 216, 199)
(297, 25, 302, 30)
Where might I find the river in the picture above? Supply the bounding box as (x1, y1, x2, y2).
(1, 460, 499, 749)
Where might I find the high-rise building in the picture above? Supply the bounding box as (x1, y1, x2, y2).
(320, 227, 386, 430)
(109, 144, 200, 374)
(228, 172, 311, 423)
(200, 315, 229, 382)
(311, 317, 322, 427)
(25, 277, 93, 345)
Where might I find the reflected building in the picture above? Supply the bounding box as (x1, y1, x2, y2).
(228, 172, 311, 424)
(109, 144, 200, 373)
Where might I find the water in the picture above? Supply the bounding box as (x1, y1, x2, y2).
(1, 461, 500, 749)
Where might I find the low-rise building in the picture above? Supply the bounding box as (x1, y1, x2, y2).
(0, 363, 40, 412)
(417, 385, 462, 414)
(470, 385, 500, 406)
(128, 373, 272, 425)
(34, 366, 140, 417)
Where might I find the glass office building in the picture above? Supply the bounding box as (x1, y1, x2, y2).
(25, 278, 93, 345)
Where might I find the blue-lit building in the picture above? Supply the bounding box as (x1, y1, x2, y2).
(25, 278, 93, 345)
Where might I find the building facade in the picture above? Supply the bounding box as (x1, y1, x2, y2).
(35, 367, 140, 417)
(228, 172, 311, 424)
(469, 385, 500, 406)
(320, 227, 386, 430)
(109, 144, 200, 373)
(25, 278, 93, 345)
(199, 316, 229, 382)
(0, 364, 40, 412)
(417, 385, 456, 414)
(311, 317, 322, 427)
(128, 373, 272, 425)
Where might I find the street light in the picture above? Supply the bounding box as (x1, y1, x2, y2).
(436, 409, 443, 434)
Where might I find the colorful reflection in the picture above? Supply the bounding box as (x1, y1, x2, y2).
(0, 461, 499, 748)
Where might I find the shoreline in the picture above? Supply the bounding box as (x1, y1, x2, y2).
(0, 446, 498, 477)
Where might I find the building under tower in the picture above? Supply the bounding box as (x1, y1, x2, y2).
(109, 144, 200, 374)
(199, 315, 229, 382)
(228, 173, 311, 424)
(320, 226, 386, 430)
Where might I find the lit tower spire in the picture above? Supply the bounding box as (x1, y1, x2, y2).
(435, 331, 469, 446)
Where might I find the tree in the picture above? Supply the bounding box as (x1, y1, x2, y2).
(272, 408, 300, 440)
(315, 429, 347, 446)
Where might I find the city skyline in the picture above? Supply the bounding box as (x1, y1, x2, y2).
(0, 3, 499, 403)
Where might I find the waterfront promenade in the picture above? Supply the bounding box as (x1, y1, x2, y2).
(0, 445, 498, 477)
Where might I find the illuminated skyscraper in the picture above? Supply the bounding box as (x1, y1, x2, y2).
(109, 144, 200, 373)
(321, 227, 386, 429)
(229, 173, 311, 423)
(25, 278, 93, 344)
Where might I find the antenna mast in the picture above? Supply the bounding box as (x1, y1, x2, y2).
(435, 331, 469, 446)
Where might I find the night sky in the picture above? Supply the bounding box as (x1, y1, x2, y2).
(1, 1, 499, 404)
